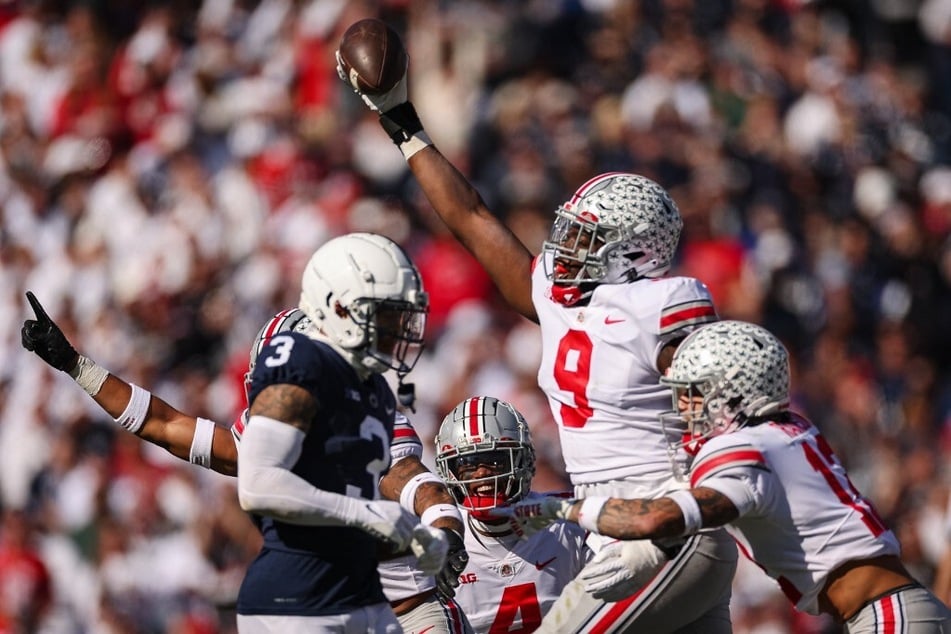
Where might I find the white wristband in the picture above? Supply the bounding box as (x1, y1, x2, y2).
(667, 489, 702, 535)
(420, 503, 463, 527)
(399, 471, 444, 513)
(189, 417, 216, 468)
(577, 496, 609, 533)
(69, 355, 109, 396)
(115, 384, 150, 434)
(399, 131, 432, 159)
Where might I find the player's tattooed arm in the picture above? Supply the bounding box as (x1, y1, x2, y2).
(692, 487, 740, 526)
(248, 384, 317, 432)
(380, 455, 463, 532)
(585, 488, 739, 540)
(379, 455, 434, 503)
(592, 497, 687, 540)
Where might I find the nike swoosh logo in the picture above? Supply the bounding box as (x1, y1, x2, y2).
(604, 316, 625, 325)
(418, 628, 435, 634)
(535, 556, 557, 570)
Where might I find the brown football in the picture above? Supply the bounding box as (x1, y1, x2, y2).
(337, 19, 407, 95)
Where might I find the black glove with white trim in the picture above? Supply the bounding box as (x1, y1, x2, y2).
(21, 291, 78, 372)
(435, 528, 468, 599)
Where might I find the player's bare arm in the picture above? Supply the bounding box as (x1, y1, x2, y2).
(657, 339, 685, 374)
(376, 450, 469, 595)
(569, 488, 739, 540)
(380, 455, 462, 532)
(89, 375, 237, 474)
(248, 383, 315, 432)
(408, 147, 537, 321)
(334, 38, 537, 321)
(22, 291, 238, 475)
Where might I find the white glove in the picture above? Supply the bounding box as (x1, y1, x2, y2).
(353, 500, 418, 551)
(579, 539, 668, 602)
(334, 49, 408, 113)
(497, 496, 577, 537)
(409, 525, 449, 576)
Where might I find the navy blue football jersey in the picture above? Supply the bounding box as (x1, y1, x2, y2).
(237, 331, 397, 616)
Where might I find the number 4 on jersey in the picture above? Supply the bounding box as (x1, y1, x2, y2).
(489, 583, 542, 634)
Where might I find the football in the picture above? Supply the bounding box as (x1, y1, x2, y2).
(337, 19, 407, 95)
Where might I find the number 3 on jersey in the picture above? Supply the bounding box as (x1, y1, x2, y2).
(263, 334, 294, 367)
(553, 330, 594, 428)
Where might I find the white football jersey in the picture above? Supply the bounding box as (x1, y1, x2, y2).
(532, 256, 717, 492)
(380, 412, 438, 602)
(689, 413, 900, 615)
(454, 496, 591, 633)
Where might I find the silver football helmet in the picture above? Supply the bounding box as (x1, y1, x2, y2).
(543, 173, 683, 305)
(299, 233, 428, 376)
(435, 397, 535, 521)
(244, 308, 311, 405)
(661, 321, 790, 455)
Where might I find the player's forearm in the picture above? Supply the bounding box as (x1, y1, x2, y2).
(238, 415, 379, 527)
(85, 373, 132, 418)
(144, 410, 237, 476)
(413, 481, 462, 531)
(238, 463, 357, 526)
(91, 375, 237, 474)
(572, 488, 739, 540)
(92, 374, 180, 439)
(569, 497, 687, 540)
(238, 414, 339, 523)
(383, 455, 463, 533)
(407, 146, 488, 233)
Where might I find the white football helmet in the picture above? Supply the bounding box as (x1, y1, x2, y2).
(244, 308, 311, 405)
(435, 397, 535, 521)
(299, 233, 428, 376)
(661, 321, 790, 455)
(543, 173, 683, 305)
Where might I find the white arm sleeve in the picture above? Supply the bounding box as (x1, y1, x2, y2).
(237, 415, 365, 526)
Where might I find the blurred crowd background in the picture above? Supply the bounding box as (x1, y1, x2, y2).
(0, 0, 949, 632)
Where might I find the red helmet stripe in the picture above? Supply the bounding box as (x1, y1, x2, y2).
(260, 309, 295, 351)
(467, 397, 482, 437)
(569, 171, 628, 204)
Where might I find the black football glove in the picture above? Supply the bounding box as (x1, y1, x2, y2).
(21, 291, 78, 372)
(435, 528, 468, 599)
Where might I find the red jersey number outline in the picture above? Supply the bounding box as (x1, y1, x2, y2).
(801, 432, 887, 537)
